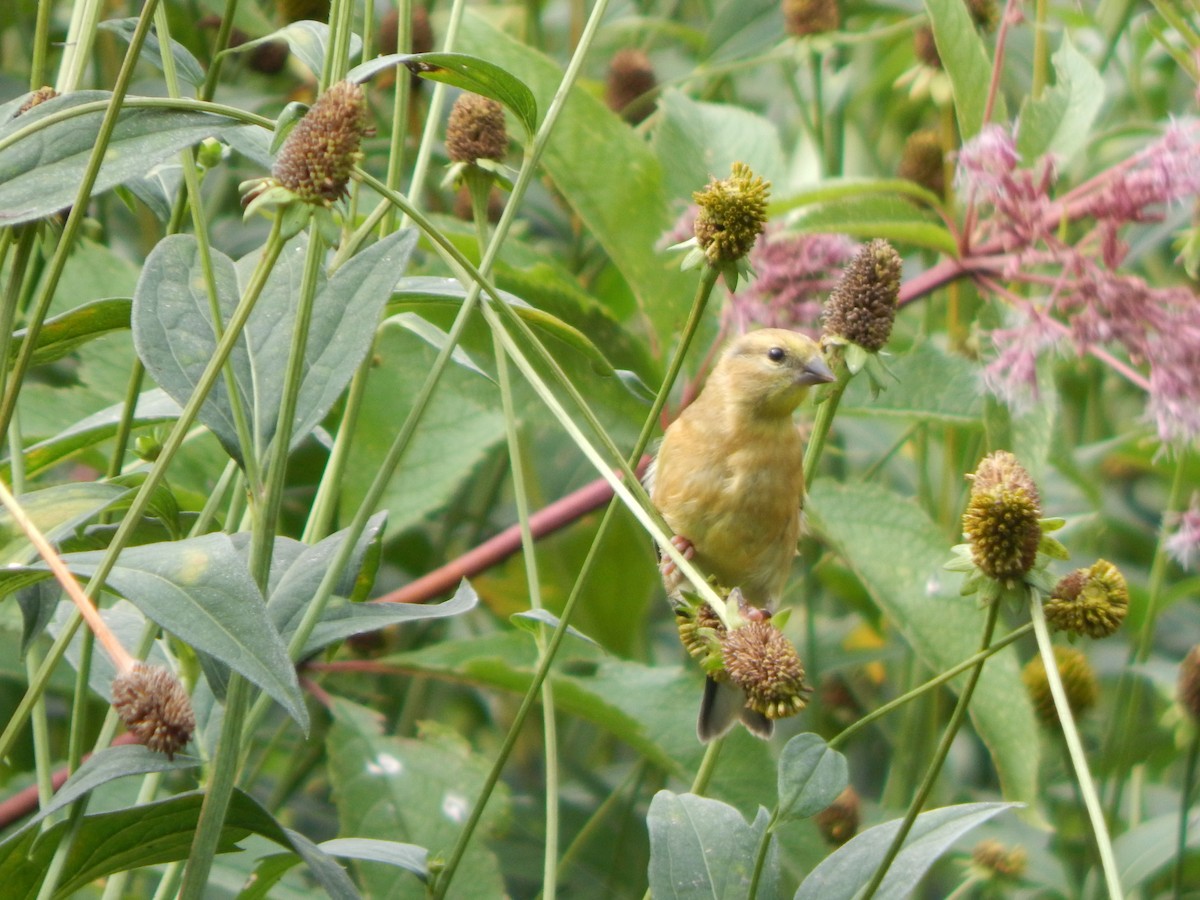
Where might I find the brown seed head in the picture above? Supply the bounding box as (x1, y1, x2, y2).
(1179, 645, 1200, 723)
(1044, 559, 1129, 639)
(722, 621, 809, 719)
(970, 838, 1028, 880)
(446, 93, 508, 164)
(1022, 645, 1098, 726)
(272, 80, 368, 205)
(693, 162, 770, 266)
(17, 86, 57, 116)
(112, 663, 196, 759)
(962, 451, 1042, 582)
(822, 238, 902, 351)
(249, 40, 290, 75)
(815, 785, 860, 845)
(276, 0, 330, 24)
(783, 0, 841, 37)
(606, 49, 657, 124)
(914, 26, 941, 68)
(898, 129, 946, 197)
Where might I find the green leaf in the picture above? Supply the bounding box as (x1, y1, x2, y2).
(134, 229, 415, 466)
(794, 801, 1017, 899)
(350, 52, 537, 139)
(4, 389, 180, 483)
(923, 0, 1004, 140)
(455, 11, 695, 342)
(651, 89, 786, 201)
(327, 699, 508, 900)
(337, 322, 506, 536)
(772, 177, 945, 217)
(838, 342, 984, 424)
(776, 734, 848, 821)
(0, 534, 308, 728)
(98, 17, 207, 87)
(807, 482, 1039, 809)
(1114, 811, 1200, 890)
(0, 91, 243, 226)
(224, 20, 362, 82)
(0, 482, 129, 565)
(1016, 35, 1105, 163)
(8, 298, 131, 368)
(511, 607, 600, 647)
(320, 838, 428, 879)
(646, 792, 779, 900)
(789, 194, 958, 255)
(705, 0, 785, 64)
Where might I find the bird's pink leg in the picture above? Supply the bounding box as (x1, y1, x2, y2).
(659, 534, 695, 579)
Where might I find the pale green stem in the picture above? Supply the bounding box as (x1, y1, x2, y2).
(690, 739, 723, 795)
(34, 804, 86, 900)
(25, 646, 53, 808)
(379, 0, 413, 236)
(0, 227, 36, 408)
(101, 771, 165, 900)
(1175, 728, 1200, 898)
(1030, 596, 1122, 900)
(55, 0, 106, 92)
(860, 598, 1001, 900)
(30, 0, 52, 88)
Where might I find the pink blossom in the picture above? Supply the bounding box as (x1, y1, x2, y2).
(724, 231, 859, 333)
(981, 311, 1060, 410)
(1167, 494, 1200, 570)
(955, 124, 1021, 202)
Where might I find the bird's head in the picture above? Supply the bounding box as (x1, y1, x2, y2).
(713, 329, 835, 418)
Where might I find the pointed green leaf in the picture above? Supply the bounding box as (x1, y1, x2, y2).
(98, 17, 206, 87)
(1016, 36, 1104, 163)
(923, 0, 1004, 140)
(777, 734, 849, 821)
(224, 20, 362, 81)
(8, 298, 132, 368)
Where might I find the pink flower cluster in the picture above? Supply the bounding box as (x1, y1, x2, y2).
(1167, 493, 1200, 570)
(958, 121, 1200, 446)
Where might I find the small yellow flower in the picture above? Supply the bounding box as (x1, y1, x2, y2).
(1022, 646, 1098, 726)
(1044, 559, 1129, 638)
(962, 451, 1042, 583)
(693, 162, 770, 267)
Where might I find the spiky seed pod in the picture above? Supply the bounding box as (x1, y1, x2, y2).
(1022, 646, 1098, 726)
(17, 86, 57, 116)
(962, 451, 1042, 582)
(970, 839, 1028, 880)
(782, 0, 840, 36)
(272, 80, 368, 205)
(821, 239, 902, 352)
(112, 664, 196, 759)
(898, 129, 945, 197)
(675, 601, 727, 676)
(693, 162, 770, 266)
(446, 93, 508, 164)
(722, 621, 809, 720)
(914, 26, 941, 68)
(605, 49, 657, 124)
(815, 785, 860, 846)
(1044, 559, 1129, 639)
(276, 0, 330, 24)
(1179, 645, 1200, 722)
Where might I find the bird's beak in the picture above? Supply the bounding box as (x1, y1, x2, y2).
(796, 356, 836, 386)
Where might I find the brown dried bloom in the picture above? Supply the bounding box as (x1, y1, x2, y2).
(822, 239, 902, 352)
(1022, 646, 1098, 726)
(815, 785, 860, 845)
(962, 451, 1042, 582)
(112, 664, 196, 759)
(276, 0, 330, 24)
(17, 86, 57, 116)
(898, 129, 945, 197)
(722, 621, 809, 719)
(446, 93, 508, 164)
(1044, 559, 1129, 638)
(1179, 645, 1200, 722)
(783, 0, 840, 37)
(249, 40, 290, 75)
(693, 162, 770, 266)
(970, 838, 1027, 880)
(272, 80, 368, 205)
(914, 26, 941, 68)
(606, 49, 657, 124)
(967, 0, 999, 31)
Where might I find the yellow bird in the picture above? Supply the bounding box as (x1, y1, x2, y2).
(649, 329, 834, 740)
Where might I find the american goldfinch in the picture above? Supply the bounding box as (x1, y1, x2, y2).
(649, 329, 834, 740)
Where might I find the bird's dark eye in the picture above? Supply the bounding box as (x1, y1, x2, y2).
(767, 346, 786, 363)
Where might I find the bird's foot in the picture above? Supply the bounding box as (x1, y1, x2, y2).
(660, 534, 695, 579)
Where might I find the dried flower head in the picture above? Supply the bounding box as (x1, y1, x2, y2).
(962, 451, 1042, 583)
(726, 231, 859, 334)
(249, 40, 290, 75)
(721, 621, 809, 720)
(822, 239, 903, 352)
(606, 49, 657, 124)
(783, 0, 840, 37)
(914, 26, 941, 68)
(1022, 646, 1098, 726)
(1044, 559, 1129, 638)
(446, 93, 508, 165)
(112, 663, 196, 759)
(1179, 645, 1200, 723)
(693, 162, 770, 266)
(17, 86, 57, 116)
(898, 129, 945, 197)
(970, 839, 1027, 880)
(272, 80, 368, 205)
(815, 785, 860, 845)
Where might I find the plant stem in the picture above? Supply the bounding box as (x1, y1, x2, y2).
(1175, 727, 1200, 899)
(859, 597, 1000, 899)
(690, 738, 724, 794)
